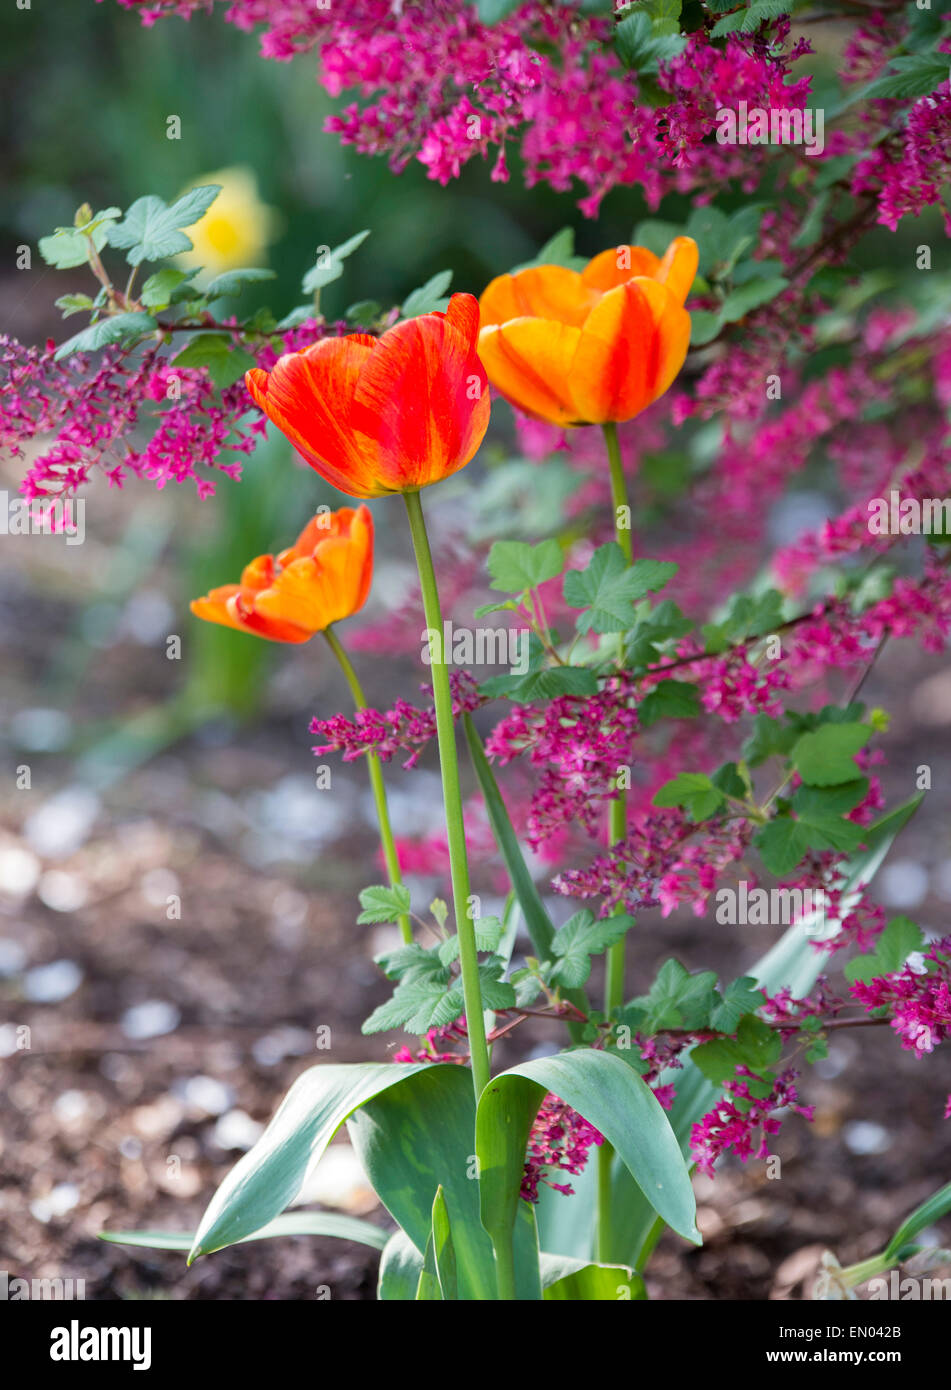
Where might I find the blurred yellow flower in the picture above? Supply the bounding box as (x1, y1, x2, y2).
(176, 166, 278, 279)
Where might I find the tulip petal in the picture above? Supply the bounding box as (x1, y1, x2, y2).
(655, 236, 699, 305)
(246, 335, 382, 499)
(581, 245, 661, 293)
(254, 544, 363, 633)
(569, 279, 690, 424)
(478, 318, 582, 427)
(351, 308, 490, 491)
(479, 266, 596, 331)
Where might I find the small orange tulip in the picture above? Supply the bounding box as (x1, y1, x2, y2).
(245, 294, 490, 499)
(477, 237, 697, 428)
(190, 504, 374, 643)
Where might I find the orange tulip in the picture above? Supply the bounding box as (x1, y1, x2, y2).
(190, 504, 373, 643)
(245, 294, 490, 499)
(477, 237, 697, 428)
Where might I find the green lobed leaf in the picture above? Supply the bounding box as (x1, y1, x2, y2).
(637, 679, 700, 726)
(690, 1013, 782, 1086)
(204, 267, 277, 298)
(563, 544, 677, 633)
(301, 229, 370, 294)
(107, 186, 222, 266)
(401, 269, 453, 318)
(845, 915, 925, 986)
(488, 538, 564, 593)
(170, 332, 255, 389)
(792, 721, 871, 786)
(54, 312, 157, 361)
(652, 771, 725, 822)
(357, 883, 412, 924)
(622, 957, 719, 1033)
(550, 910, 632, 989)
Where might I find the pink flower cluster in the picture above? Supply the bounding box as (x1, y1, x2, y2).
(311, 672, 484, 769)
(850, 937, 951, 1058)
(485, 677, 640, 846)
(1, 319, 327, 504)
(520, 1093, 604, 1202)
(553, 809, 750, 919)
(690, 1068, 814, 1178)
(108, 1, 821, 215)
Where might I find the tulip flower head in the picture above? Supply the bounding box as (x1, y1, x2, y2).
(477, 237, 697, 428)
(190, 504, 373, 643)
(245, 294, 490, 499)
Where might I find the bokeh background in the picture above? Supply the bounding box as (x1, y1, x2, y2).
(1, 0, 949, 1301)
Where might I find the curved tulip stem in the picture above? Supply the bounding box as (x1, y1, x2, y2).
(322, 625, 412, 946)
(403, 490, 491, 1104)
(599, 420, 634, 1262)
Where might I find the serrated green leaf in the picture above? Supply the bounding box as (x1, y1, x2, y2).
(709, 977, 764, 1033)
(401, 269, 453, 318)
(691, 1013, 781, 1085)
(54, 293, 95, 318)
(625, 957, 719, 1032)
(652, 772, 725, 822)
(301, 229, 370, 294)
(792, 722, 870, 786)
(563, 544, 677, 633)
(204, 267, 276, 298)
(637, 679, 700, 727)
(169, 332, 255, 388)
(357, 883, 413, 924)
(140, 267, 189, 309)
(488, 539, 564, 593)
(107, 186, 221, 266)
(54, 312, 157, 361)
(550, 911, 632, 988)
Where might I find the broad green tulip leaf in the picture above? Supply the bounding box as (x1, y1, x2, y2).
(431, 1187, 458, 1300)
(540, 1253, 647, 1300)
(884, 1180, 951, 1263)
(416, 1231, 443, 1300)
(348, 1063, 498, 1300)
(478, 1049, 699, 1285)
(188, 1062, 429, 1261)
(378, 1230, 424, 1301)
(101, 1212, 388, 1252)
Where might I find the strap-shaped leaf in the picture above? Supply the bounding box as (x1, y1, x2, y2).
(188, 1062, 429, 1261)
(431, 1187, 458, 1300)
(540, 1254, 647, 1300)
(378, 1231, 424, 1300)
(478, 1049, 699, 1286)
(348, 1063, 498, 1300)
(101, 1212, 388, 1253)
